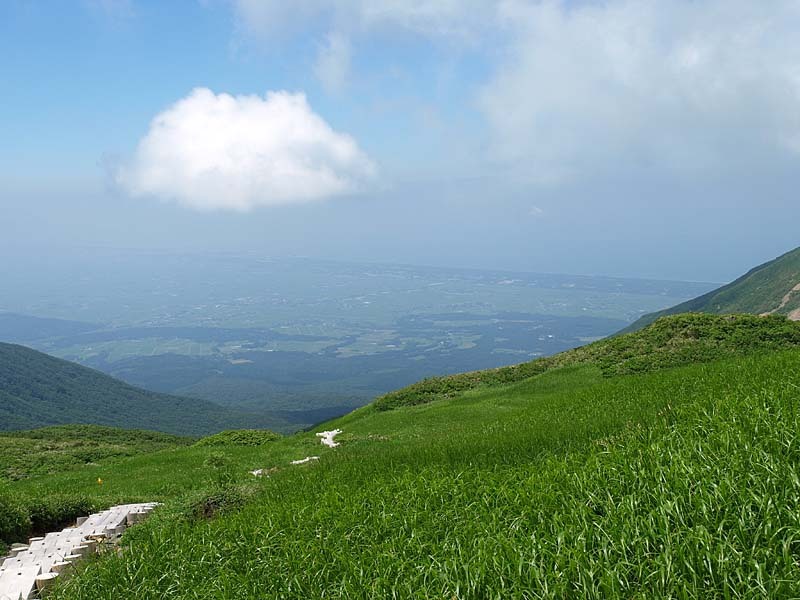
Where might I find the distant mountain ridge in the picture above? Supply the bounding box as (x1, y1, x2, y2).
(623, 246, 800, 333)
(0, 312, 99, 343)
(0, 342, 288, 436)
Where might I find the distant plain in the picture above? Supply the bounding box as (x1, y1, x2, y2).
(0, 250, 714, 424)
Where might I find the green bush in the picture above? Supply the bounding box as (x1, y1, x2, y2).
(0, 489, 98, 546)
(194, 430, 280, 448)
(0, 490, 30, 543)
(27, 494, 96, 535)
(175, 484, 258, 522)
(203, 452, 236, 488)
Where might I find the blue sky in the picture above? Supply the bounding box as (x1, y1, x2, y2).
(2, 0, 800, 281)
(0, 1, 485, 179)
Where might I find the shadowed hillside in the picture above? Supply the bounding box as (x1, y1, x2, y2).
(0, 342, 291, 436)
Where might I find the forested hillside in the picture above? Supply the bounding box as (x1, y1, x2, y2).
(0, 343, 290, 436)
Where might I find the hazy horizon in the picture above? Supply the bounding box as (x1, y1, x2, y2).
(0, 251, 714, 427)
(2, 1, 799, 284)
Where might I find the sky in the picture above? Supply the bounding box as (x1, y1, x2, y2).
(1, 0, 799, 282)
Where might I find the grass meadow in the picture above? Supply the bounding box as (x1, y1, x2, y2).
(6, 348, 793, 598)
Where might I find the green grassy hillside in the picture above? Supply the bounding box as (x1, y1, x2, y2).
(0, 314, 798, 597)
(374, 312, 800, 409)
(623, 246, 800, 332)
(0, 342, 292, 436)
(0, 425, 190, 481)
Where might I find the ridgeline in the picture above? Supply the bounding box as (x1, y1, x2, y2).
(623, 245, 800, 332)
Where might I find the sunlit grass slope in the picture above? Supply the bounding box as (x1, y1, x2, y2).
(374, 312, 800, 409)
(0, 425, 190, 481)
(2, 314, 799, 597)
(35, 347, 800, 598)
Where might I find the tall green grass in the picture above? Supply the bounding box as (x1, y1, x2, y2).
(0, 431, 292, 551)
(40, 350, 800, 598)
(0, 426, 190, 549)
(0, 425, 190, 481)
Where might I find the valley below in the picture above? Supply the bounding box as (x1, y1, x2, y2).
(2, 246, 800, 598)
(0, 252, 714, 428)
(3, 313, 800, 598)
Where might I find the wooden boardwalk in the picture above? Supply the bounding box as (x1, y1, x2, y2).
(0, 502, 157, 600)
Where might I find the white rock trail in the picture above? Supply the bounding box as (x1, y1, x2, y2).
(250, 429, 344, 477)
(316, 429, 342, 448)
(0, 503, 158, 600)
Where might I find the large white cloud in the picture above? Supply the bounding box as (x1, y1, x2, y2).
(479, 0, 800, 182)
(118, 88, 376, 211)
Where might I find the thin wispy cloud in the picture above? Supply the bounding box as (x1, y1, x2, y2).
(233, 0, 495, 38)
(480, 0, 800, 182)
(230, 0, 800, 186)
(314, 33, 352, 95)
(83, 0, 134, 20)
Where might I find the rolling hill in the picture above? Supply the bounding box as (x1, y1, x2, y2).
(0, 425, 190, 481)
(0, 342, 290, 436)
(373, 312, 800, 410)
(623, 245, 800, 332)
(3, 313, 800, 597)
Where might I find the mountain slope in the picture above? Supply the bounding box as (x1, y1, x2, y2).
(0, 425, 190, 481)
(623, 246, 800, 332)
(10, 327, 800, 598)
(0, 342, 289, 436)
(0, 312, 99, 343)
(373, 312, 800, 410)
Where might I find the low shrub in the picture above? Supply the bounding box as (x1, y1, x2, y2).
(194, 430, 280, 448)
(0, 490, 30, 544)
(0, 489, 98, 546)
(203, 452, 236, 487)
(175, 484, 258, 522)
(27, 494, 97, 535)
